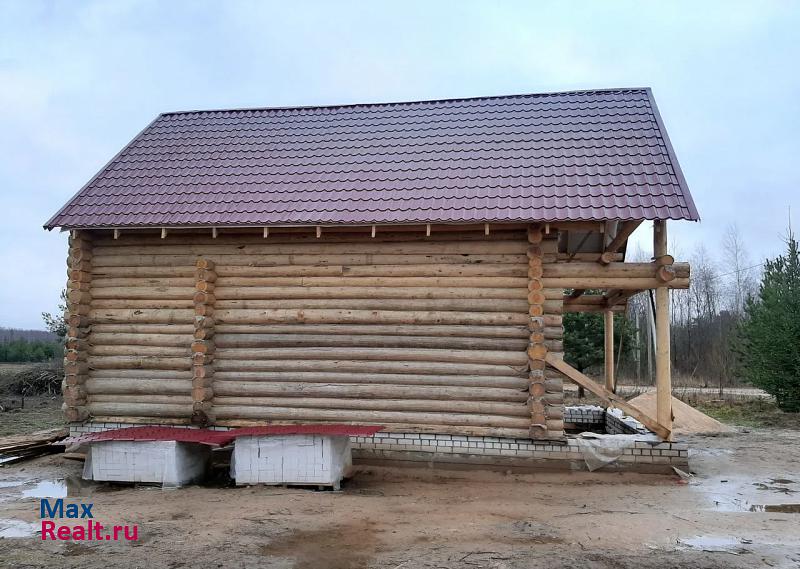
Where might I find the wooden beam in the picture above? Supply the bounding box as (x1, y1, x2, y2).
(316, 226, 322, 238)
(484, 223, 490, 235)
(371, 225, 376, 238)
(654, 220, 673, 437)
(545, 262, 690, 279)
(604, 310, 615, 393)
(545, 354, 670, 439)
(600, 220, 642, 263)
(113, 229, 120, 240)
(426, 224, 431, 237)
(161, 227, 167, 239)
(565, 289, 586, 301)
(263, 227, 269, 238)
(212, 227, 218, 239)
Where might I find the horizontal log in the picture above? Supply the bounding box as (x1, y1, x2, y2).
(213, 359, 527, 377)
(89, 394, 193, 405)
(212, 405, 531, 428)
(89, 333, 191, 347)
(92, 266, 195, 278)
(87, 402, 193, 418)
(214, 347, 527, 366)
(212, 298, 529, 313)
(211, 396, 528, 416)
(92, 240, 528, 257)
(213, 286, 527, 300)
(88, 355, 192, 370)
(212, 263, 529, 278)
(214, 308, 528, 326)
(91, 287, 193, 300)
(92, 416, 191, 426)
(89, 369, 192, 379)
(92, 253, 528, 268)
(214, 333, 528, 351)
(85, 378, 190, 395)
(557, 252, 624, 262)
(543, 262, 689, 279)
(89, 324, 195, 335)
(211, 371, 528, 388)
(541, 277, 689, 290)
(91, 299, 194, 309)
(92, 277, 196, 288)
(213, 276, 528, 289)
(212, 419, 529, 439)
(89, 309, 194, 324)
(88, 345, 191, 357)
(212, 381, 527, 402)
(213, 323, 530, 338)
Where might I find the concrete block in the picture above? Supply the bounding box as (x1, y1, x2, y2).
(84, 441, 210, 487)
(231, 434, 351, 488)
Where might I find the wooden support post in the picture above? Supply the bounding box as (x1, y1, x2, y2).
(192, 258, 217, 426)
(654, 220, 673, 438)
(604, 309, 615, 393)
(263, 227, 269, 238)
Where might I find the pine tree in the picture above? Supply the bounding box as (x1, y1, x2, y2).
(736, 234, 800, 412)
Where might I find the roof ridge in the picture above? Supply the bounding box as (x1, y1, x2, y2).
(160, 87, 651, 117)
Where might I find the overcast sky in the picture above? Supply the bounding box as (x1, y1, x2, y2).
(1, 0, 798, 329)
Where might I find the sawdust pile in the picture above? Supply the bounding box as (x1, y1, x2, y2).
(627, 391, 735, 435)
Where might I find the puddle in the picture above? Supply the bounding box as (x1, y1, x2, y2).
(21, 479, 68, 499)
(749, 504, 800, 513)
(679, 536, 752, 555)
(696, 476, 799, 512)
(0, 519, 39, 538)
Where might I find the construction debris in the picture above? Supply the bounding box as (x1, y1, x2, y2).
(0, 427, 67, 465)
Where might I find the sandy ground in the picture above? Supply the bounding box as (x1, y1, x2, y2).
(0, 427, 799, 568)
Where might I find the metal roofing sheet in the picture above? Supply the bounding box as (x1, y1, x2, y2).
(44, 88, 698, 229)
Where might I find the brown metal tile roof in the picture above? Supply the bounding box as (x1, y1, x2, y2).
(44, 88, 698, 229)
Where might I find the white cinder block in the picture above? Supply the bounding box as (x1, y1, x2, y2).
(231, 435, 352, 488)
(83, 441, 210, 487)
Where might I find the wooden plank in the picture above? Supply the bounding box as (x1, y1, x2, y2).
(545, 353, 670, 439)
(604, 309, 615, 393)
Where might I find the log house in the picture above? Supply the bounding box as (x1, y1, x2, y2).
(46, 89, 698, 444)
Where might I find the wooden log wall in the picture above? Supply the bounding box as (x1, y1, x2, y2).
(78, 227, 536, 438)
(63, 231, 92, 422)
(526, 225, 565, 439)
(84, 235, 196, 420)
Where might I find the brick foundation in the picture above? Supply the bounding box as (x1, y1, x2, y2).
(70, 405, 689, 473)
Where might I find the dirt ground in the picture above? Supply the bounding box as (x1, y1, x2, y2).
(1, 427, 799, 568)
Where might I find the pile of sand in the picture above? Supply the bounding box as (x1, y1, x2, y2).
(627, 391, 735, 435)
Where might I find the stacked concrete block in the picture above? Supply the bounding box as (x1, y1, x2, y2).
(83, 440, 210, 487)
(231, 435, 352, 489)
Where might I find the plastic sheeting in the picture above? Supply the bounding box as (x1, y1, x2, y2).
(575, 433, 658, 472)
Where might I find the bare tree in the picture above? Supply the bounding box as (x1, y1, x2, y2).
(721, 223, 757, 315)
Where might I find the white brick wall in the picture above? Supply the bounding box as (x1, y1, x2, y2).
(71, 420, 689, 470)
